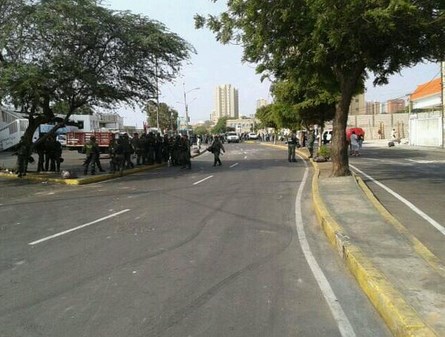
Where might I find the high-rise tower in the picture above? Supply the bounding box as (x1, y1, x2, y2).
(212, 84, 239, 122)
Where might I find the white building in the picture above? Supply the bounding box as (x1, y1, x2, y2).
(408, 77, 443, 147)
(212, 84, 239, 122)
(410, 78, 441, 111)
(226, 117, 259, 134)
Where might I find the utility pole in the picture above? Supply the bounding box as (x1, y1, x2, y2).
(182, 83, 200, 136)
(155, 58, 160, 132)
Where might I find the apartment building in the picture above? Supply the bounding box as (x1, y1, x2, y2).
(212, 84, 239, 122)
(366, 101, 382, 114)
(386, 98, 406, 113)
(348, 94, 366, 115)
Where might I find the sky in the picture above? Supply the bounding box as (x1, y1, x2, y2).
(104, 0, 441, 128)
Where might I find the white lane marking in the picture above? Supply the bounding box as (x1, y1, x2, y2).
(28, 209, 131, 246)
(244, 156, 248, 159)
(407, 159, 445, 164)
(230, 163, 239, 168)
(351, 164, 445, 236)
(193, 175, 214, 185)
(295, 161, 356, 336)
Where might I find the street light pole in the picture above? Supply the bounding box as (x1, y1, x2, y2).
(182, 83, 200, 135)
(155, 58, 160, 131)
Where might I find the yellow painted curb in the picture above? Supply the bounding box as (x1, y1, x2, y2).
(311, 162, 437, 337)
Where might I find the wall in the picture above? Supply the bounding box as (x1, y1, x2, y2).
(347, 113, 409, 140)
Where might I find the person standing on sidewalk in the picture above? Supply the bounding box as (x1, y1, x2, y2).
(307, 129, 316, 158)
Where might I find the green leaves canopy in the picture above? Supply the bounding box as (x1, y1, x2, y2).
(0, 0, 194, 142)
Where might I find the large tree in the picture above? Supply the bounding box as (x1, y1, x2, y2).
(196, 0, 445, 176)
(0, 0, 194, 146)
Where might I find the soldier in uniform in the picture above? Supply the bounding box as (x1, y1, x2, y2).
(120, 133, 134, 169)
(171, 135, 181, 166)
(155, 133, 163, 164)
(108, 133, 118, 173)
(83, 136, 100, 175)
(34, 138, 46, 173)
(146, 132, 156, 165)
(114, 138, 125, 176)
(131, 133, 142, 165)
(287, 131, 299, 162)
(15, 136, 30, 177)
(54, 137, 63, 172)
(179, 134, 191, 169)
(209, 135, 225, 166)
(307, 129, 316, 159)
(162, 134, 171, 163)
(44, 135, 57, 171)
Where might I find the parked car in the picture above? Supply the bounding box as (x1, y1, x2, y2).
(248, 132, 258, 140)
(226, 131, 240, 143)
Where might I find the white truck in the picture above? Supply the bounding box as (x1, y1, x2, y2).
(226, 131, 240, 143)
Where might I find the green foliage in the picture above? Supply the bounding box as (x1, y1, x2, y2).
(193, 125, 209, 135)
(0, 0, 194, 142)
(211, 116, 228, 134)
(271, 80, 337, 129)
(317, 145, 331, 160)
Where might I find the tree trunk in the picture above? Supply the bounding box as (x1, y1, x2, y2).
(330, 65, 365, 177)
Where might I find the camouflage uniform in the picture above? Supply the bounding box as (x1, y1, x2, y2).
(179, 135, 191, 169)
(210, 136, 225, 166)
(16, 137, 30, 177)
(287, 132, 299, 162)
(83, 136, 100, 175)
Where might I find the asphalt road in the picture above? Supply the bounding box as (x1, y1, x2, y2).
(0, 143, 390, 337)
(349, 143, 445, 264)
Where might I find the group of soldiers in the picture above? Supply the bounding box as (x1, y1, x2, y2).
(15, 134, 63, 177)
(14, 131, 225, 178)
(82, 132, 194, 176)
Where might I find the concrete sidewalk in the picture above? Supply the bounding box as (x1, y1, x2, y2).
(313, 162, 444, 337)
